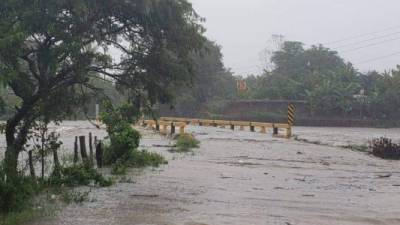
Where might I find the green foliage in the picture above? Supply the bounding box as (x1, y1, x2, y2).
(1, 0, 205, 181)
(127, 150, 167, 168)
(61, 190, 91, 204)
(171, 134, 200, 153)
(50, 164, 112, 188)
(111, 162, 128, 176)
(342, 144, 369, 153)
(0, 206, 49, 225)
(162, 40, 237, 117)
(0, 176, 40, 213)
(101, 101, 142, 165)
(110, 149, 167, 175)
(101, 101, 167, 174)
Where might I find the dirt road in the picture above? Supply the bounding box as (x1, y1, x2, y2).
(11, 123, 400, 225)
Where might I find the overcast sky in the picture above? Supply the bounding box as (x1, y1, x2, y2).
(190, 0, 400, 76)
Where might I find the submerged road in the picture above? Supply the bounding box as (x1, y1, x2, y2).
(21, 122, 400, 225)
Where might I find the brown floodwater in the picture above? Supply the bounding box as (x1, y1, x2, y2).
(1, 122, 400, 225)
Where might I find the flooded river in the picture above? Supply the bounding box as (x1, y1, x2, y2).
(1, 122, 400, 225)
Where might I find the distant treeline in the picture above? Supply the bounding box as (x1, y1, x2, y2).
(162, 41, 400, 123)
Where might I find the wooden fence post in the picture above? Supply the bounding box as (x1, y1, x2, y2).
(74, 136, 79, 164)
(79, 136, 88, 161)
(250, 124, 255, 132)
(96, 141, 103, 168)
(273, 125, 279, 136)
(156, 123, 160, 131)
(179, 126, 185, 135)
(171, 123, 175, 134)
(89, 132, 94, 165)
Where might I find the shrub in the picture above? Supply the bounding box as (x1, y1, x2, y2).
(371, 138, 400, 160)
(0, 162, 40, 213)
(50, 164, 112, 188)
(101, 101, 167, 173)
(0, 176, 40, 213)
(127, 150, 167, 168)
(101, 102, 141, 165)
(110, 150, 167, 175)
(61, 190, 91, 204)
(103, 127, 141, 165)
(172, 134, 200, 153)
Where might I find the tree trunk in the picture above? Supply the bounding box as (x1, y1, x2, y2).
(28, 151, 35, 179)
(4, 97, 39, 181)
(4, 147, 18, 181)
(53, 148, 61, 178)
(5, 119, 18, 180)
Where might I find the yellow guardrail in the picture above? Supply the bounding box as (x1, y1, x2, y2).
(159, 117, 292, 138)
(141, 120, 186, 135)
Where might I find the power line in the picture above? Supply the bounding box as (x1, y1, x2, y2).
(325, 25, 400, 45)
(333, 31, 400, 49)
(341, 36, 400, 53)
(356, 51, 400, 64)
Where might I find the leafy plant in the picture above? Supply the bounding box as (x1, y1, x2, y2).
(0, 176, 40, 213)
(61, 190, 91, 204)
(101, 102, 167, 175)
(50, 164, 112, 188)
(170, 134, 200, 153)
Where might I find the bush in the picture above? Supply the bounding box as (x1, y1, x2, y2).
(127, 150, 167, 168)
(103, 127, 141, 165)
(0, 176, 40, 213)
(172, 134, 200, 153)
(61, 190, 91, 204)
(50, 164, 112, 188)
(101, 102, 142, 165)
(371, 138, 400, 160)
(110, 150, 167, 175)
(101, 101, 167, 174)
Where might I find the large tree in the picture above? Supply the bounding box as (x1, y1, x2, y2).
(0, 0, 205, 179)
(167, 40, 236, 116)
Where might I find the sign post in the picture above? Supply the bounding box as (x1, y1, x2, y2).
(287, 103, 295, 138)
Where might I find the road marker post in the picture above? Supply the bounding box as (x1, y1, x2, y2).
(287, 103, 296, 138)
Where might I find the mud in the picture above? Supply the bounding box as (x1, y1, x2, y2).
(1, 122, 400, 225)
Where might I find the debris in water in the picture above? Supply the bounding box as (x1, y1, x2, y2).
(220, 173, 233, 179)
(295, 177, 307, 182)
(130, 194, 159, 198)
(376, 173, 392, 179)
(302, 194, 315, 197)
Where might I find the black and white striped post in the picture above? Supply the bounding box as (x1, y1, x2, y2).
(287, 103, 295, 137)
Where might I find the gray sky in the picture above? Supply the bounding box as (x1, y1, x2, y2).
(190, 0, 400, 75)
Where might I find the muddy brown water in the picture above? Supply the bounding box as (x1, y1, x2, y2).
(1, 122, 400, 225)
